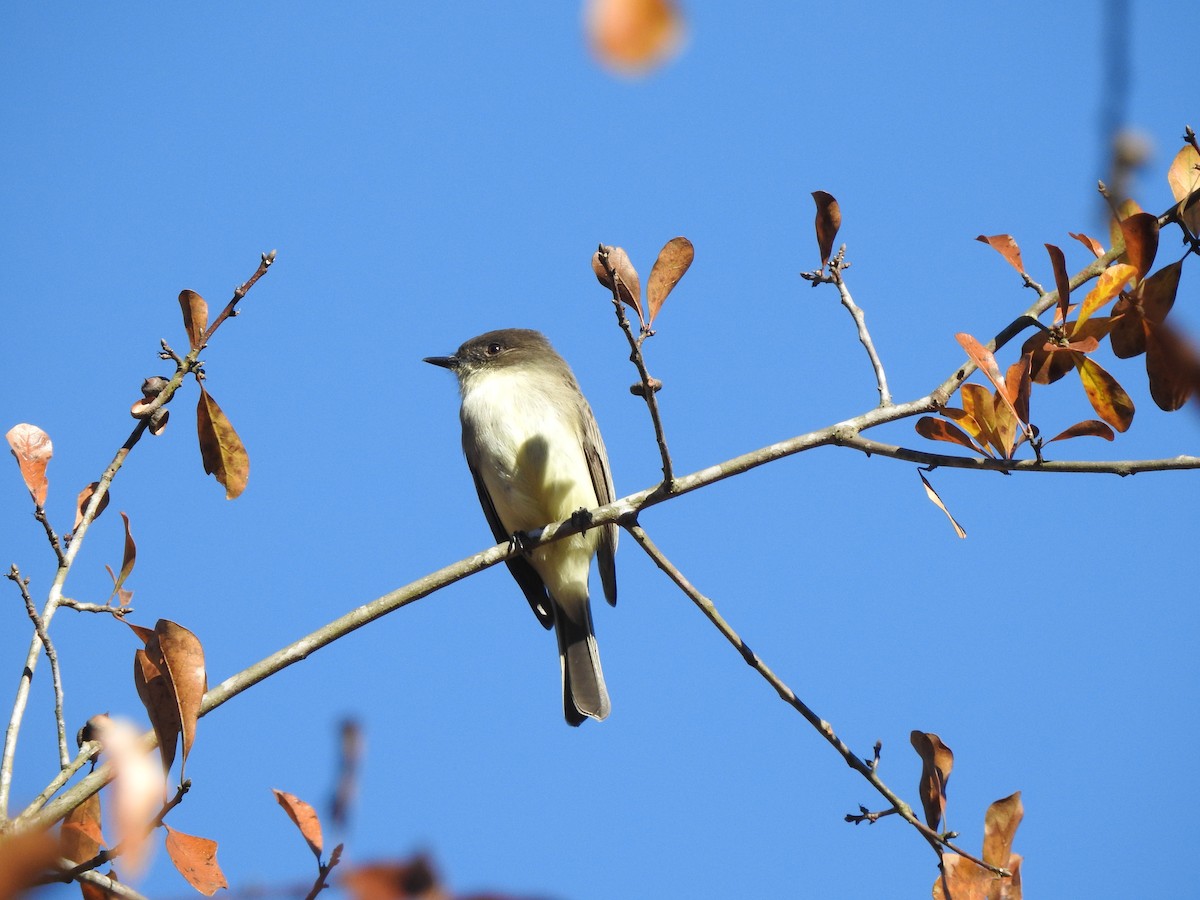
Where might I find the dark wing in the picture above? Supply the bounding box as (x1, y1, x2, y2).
(467, 460, 555, 629)
(581, 401, 619, 607)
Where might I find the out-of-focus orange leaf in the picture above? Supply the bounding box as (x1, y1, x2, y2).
(918, 472, 966, 540)
(646, 236, 693, 325)
(592, 245, 644, 327)
(107, 511, 137, 605)
(6, 424, 52, 507)
(1119, 212, 1159, 280)
(178, 290, 209, 352)
(1140, 260, 1183, 323)
(1167, 142, 1200, 235)
(1047, 420, 1115, 443)
(196, 384, 249, 500)
(164, 825, 228, 896)
(910, 730, 954, 828)
(273, 789, 324, 859)
(914, 416, 985, 454)
(340, 855, 441, 900)
(153, 619, 207, 777)
(1076, 263, 1136, 327)
(73, 482, 111, 535)
(61, 792, 105, 864)
(1044, 243, 1071, 325)
(585, 0, 683, 74)
(982, 792, 1023, 870)
(1145, 320, 1198, 411)
(1108, 197, 1143, 249)
(0, 830, 61, 900)
(1068, 231, 1105, 257)
(134, 648, 181, 777)
(812, 191, 841, 267)
(1075, 356, 1134, 432)
(92, 715, 166, 877)
(976, 234, 1024, 275)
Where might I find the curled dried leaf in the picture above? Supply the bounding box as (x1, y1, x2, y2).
(196, 385, 250, 500)
(179, 290, 209, 352)
(134, 648, 181, 776)
(154, 619, 207, 777)
(6, 423, 52, 506)
(982, 791, 1024, 870)
(592, 245, 644, 326)
(73, 482, 111, 534)
(918, 472, 966, 540)
(646, 236, 694, 325)
(976, 234, 1024, 275)
(910, 730, 955, 828)
(1068, 231, 1105, 257)
(273, 789, 324, 859)
(1044, 243, 1071, 325)
(812, 191, 841, 267)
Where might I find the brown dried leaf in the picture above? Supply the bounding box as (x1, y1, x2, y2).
(1005, 354, 1032, 427)
(1167, 143, 1200, 235)
(592, 245, 644, 326)
(0, 830, 61, 900)
(196, 385, 250, 500)
(73, 482, 111, 534)
(933, 853, 992, 900)
(585, 0, 683, 74)
(914, 416, 985, 454)
(1076, 263, 1137, 328)
(976, 234, 1024, 275)
(910, 730, 954, 828)
(1075, 356, 1134, 432)
(646, 236, 694, 325)
(918, 472, 966, 540)
(134, 648, 180, 777)
(154, 619, 207, 776)
(61, 792, 105, 864)
(108, 511, 137, 605)
(1145, 320, 1197, 411)
(273, 789, 324, 859)
(178, 290, 209, 352)
(164, 825, 228, 896)
(1068, 231, 1105, 257)
(1044, 244, 1071, 325)
(1047, 420, 1115, 444)
(1119, 212, 1159, 280)
(1107, 198, 1143, 250)
(6, 424, 52, 506)
(812, 191, 841, 267)
(1111, 261, 1182, 358)
(982, 792, 1023, 870)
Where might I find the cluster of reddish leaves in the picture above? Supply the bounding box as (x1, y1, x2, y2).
(592, 236, 694, 332)
(911, 732, 1023, 900)
(922, 139, 1200, 460)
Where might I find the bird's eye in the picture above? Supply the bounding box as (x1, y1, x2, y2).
(486, 341, 502, 355)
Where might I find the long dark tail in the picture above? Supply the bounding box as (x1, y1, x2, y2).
(554, 595, 610, 726)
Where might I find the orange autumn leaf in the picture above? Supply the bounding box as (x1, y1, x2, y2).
(1075, 263, 1137, 328)
(646, 236, 694, 325)
(1047, 419, 1115, 444)
(152, 619, 207, 777)
(164, 825, 228, 896)
(1075, 356, 1134, 432)
(6, 423, 52, 507)
(196, 384, 249, 499)
(1068, 231, 1105, 257)
(134, 647, 181, 777)
(975, 234, 1024, 275)
(273, 789, 324, 859)
(914, 416, 985, 455)
(585, 0, 683, 74)
(178, 290, 209, 352)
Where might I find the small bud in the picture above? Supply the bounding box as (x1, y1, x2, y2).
(630, 378, 663, 396)
(141, 376, 169, 399)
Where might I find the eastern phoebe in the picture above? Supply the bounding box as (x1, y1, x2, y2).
(424, 329, 618, 725)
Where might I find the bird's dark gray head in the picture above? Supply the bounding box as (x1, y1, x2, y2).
(423, 328, 562, 379)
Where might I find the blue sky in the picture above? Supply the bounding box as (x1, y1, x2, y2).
(2, 3, 1197, 898)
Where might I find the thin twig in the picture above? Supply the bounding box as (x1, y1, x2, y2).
(34, 507, 65, 566)
(303, 843, 343, 900)
(16, 743, 98, 821)
(6, 567, 69, 767)
(623, 519, 1010, 877)
(58, 598, 133, 617)
(51, 862, 151, 900)
(596, 244, 676, 488)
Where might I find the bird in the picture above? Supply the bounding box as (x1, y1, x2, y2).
(424, 328, 618, 725)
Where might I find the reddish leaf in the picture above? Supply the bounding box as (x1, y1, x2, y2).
(1047, 420, 1115, 443)
(134, 648, 181, 776)
(976, 234, 1024, 275)
(1144, 320, 1197, 411)
(915, 416, 985, 455)
(178, 290, 209, 352)
(1108, 198, 1143, 250)
(154, 619, 207, 777)
(812, 191, 841, 267)
(1119, 212, 1159, 280)
(6, 423, 52, 506)
(1076, 263, 1137, 327)
(196, 384, 250, 500)
(164, 825, 228, 896)
(1005, 354, 1032, 427)
(918, 472, 966, 540)
(73, 482, 111, 534)
(585, 0, 683, 74)
(910, 730, 955, 828)
(592, 245, 644, 326)
(982, 792, 1023, 870)
(1111, 261, 1182, 358)
(646, 236, 694, 325)
(1068, 231, 1105, 257)
(1044, 244, 1071, 325)
(1075, 356, 1134, 432)
(123, 620, 156, 645)
(955, 334, 1027, 432)
(1167, 143, 1200, 235)
(273, 789, 324, 859)
(61, 792, 105, 864)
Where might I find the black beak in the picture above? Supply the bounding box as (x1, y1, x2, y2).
(423, 355, 458, 370)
